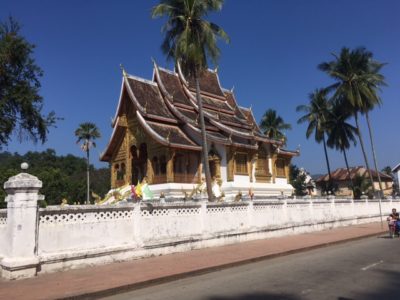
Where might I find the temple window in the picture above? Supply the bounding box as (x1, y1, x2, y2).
(276, 159, 286, 177)
(114, 163, 120, 178)
(117, 163, 126, 181)
(257, 150, 269, 176)
(235, 153, 248, 175)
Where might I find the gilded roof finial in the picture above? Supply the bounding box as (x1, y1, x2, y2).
(214, 66, 219, 73)
(166, 130, 171, 142)
(120, 64, 127, 77)
(230, 85, 235, 93)
(249, 104, 253, 111)
(151, 57, 157, 68)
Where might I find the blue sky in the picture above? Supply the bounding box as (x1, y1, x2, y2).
(1, 0, 399, 174)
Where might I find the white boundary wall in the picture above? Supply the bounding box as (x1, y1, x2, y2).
(1, 171, 399, 280)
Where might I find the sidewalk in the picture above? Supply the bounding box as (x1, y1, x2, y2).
(0, 222, 387, 300)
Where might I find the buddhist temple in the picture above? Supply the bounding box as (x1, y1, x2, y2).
(100, 62, 299, 198)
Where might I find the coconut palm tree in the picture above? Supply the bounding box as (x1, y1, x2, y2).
(75, 122, 101, 204)
(326, 99, 358, 195)
(259, 109, 292, 143)
(152, 0, 229, 201)
(360, 60, 387, 197)
(318, 47, 385, 196)
(296, 89, 333, 192)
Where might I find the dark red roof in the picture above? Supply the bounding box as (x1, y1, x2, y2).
(316, 166, 393, 182)
(101, 63, 295, 162)
(188, 70, 225, 98)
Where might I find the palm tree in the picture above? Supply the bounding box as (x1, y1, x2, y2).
(152, 0, 229, 201)
(360, 60, 387, 197)
(75, 122, 101, 204)
(326, 99, 358, 195)
(259, 109, 292, 143)
(318, 47, 385, 196)
(296, 89, 333, 192)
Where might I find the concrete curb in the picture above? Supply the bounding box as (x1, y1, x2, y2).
(59, 230, 387, 300)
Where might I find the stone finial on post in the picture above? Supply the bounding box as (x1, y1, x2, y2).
(1, 163, 43, 280)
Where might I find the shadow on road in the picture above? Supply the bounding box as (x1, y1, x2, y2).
(354, 269, 400, 300)
(208, 292, 301, 300)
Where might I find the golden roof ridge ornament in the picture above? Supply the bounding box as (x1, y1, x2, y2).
(230, 85, 235, 93)
(166, 130, 171, 142)
(120, 64, 127, 78)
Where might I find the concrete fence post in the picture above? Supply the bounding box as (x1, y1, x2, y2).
(1, 163, 43, 279)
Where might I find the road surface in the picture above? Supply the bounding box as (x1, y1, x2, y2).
(101, 235, 400, 300)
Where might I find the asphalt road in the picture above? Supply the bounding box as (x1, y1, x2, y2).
(101, 236, 400, 300)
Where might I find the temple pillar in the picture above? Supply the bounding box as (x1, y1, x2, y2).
(251, 153, 258, 183)
(227, 147, 234, 182)
(126, 135, 132, 185)
(146, 156, 154, 183)
(284, 158, 290, 180)
(166, 149, 175, 183)
(110, 163, 116, 188)
(271, 154, 277, 184)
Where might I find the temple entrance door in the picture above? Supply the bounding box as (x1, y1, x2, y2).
(209, 160, 217, 178)
(131, 143, 148, 184)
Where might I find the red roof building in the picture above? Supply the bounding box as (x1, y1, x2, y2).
(316, 166, 393, 197)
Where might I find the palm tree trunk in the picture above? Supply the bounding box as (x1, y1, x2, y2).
(354, 112, 375, 193)
(365, 111, 384, 197)
(195, 74, 213, 201)
(322, 133, 333, 193)
(86, 148, 90, 204)
(356, 111, 383, 228)
(342, 147, 354, 197)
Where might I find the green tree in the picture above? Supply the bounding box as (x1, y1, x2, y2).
(326, 99, 358, 195)
(360, 59, 387, 197)
(381, 166, 392, 176)
(0, 149, 110, 207)
(0, 17, 56, 148)
(289, 164, 307, 196)
(152, 0, 229, 201)
(259, 109, 292, 143)
(74, 122, 101, 204)
(353, 174, 372, 199)
(296, 89, 333, 192)
(318, 47, 386, 196)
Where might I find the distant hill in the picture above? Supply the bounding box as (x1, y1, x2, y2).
(0, 149, 110, 207)
(311, 174, 324, 180)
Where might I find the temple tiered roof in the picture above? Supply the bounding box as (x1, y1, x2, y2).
(101, 62, 297, 161)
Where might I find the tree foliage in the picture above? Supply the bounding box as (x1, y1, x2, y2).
(0, 17, 56, 148)
(0, 149, 110, 208)
(259, 109, 291, 142)
(152, 0, 229, 201)
(289, 164, 307, 196)
(152, 0, 229, 77)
